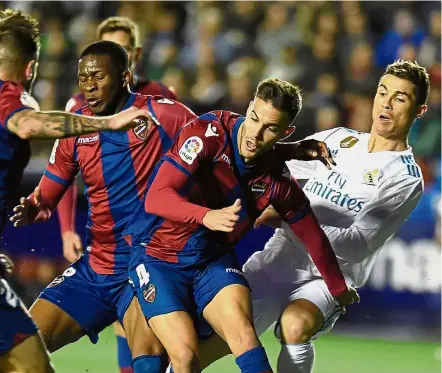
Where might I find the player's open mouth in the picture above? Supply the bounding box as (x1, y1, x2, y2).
(246, 140, 257, 152)
(379, 114, 392, 123)
(86, 98, 101, 107)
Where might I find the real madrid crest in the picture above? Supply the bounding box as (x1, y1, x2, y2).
(133, 119, 149, 141)
(363, 169, 381, 185)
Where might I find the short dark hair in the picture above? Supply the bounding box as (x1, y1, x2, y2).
(97, 16, 139, 48)
(80, 40, 129, 73)
(0, 9, 40, 69)
(255, 78, 303, 125)
(382, 60, 430, 106)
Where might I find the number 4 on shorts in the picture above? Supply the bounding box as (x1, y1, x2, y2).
(136, 264, 150, 288)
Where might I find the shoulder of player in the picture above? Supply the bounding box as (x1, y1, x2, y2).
(0, 80, 23, 96)
(381, 151, 423, 181)
(136, 80, 173, 97)
(316, 127, 369, 147)
(65, 93, 85, 112)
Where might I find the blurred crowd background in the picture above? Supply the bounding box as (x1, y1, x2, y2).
(0, 0, 440, 337)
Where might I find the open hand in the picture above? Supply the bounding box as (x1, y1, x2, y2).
(10, 186, 42, 226)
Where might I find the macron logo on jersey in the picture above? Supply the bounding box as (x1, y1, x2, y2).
(77, 134, 99, 145)
(205, 123, 219, 138)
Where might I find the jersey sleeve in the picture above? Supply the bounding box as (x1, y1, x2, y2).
(144, 114, 225, 224)
(57, 183, 78, 234)
(38, 138, 79, 210)
(320, 175, 423, 264)
(0, 82, 37, 128)
(146, 96, 197, 139)
(271, 177, 347, 296)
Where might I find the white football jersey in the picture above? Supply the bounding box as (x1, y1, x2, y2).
(254, 127, 423, 288)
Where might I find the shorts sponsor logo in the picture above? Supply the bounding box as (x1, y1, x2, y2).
(226, 268, 244, 276)
(48, 275, 64, 288)
(143, 284, 156, 303)
(133, 119, 149, 141)
(179, 136, 203, 165)
(77, 134, 99, 145)
(251, 181, 267, 199)
(340, 136, 359, 148)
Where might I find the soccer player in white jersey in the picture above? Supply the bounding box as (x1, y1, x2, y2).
(242, 59, 430, 373)
(193, 59, 430, 373)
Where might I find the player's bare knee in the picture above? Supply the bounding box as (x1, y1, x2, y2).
(280, 310, 319, 344)
(169, 346, 199, 372)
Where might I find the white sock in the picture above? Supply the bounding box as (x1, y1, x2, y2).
(277, 342, 315, 373)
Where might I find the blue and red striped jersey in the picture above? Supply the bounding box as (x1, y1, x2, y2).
(40, 92, 196, 274)
(125, 110, 312, 266)
(65, 79, 176, 112)
(0, 80, 39, 227)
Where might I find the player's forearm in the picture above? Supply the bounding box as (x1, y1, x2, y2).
(57, 183, 78, 234)
(7, 110, 111, 140)
(289, 211, 347, 296)
(145, 161, 210, 224)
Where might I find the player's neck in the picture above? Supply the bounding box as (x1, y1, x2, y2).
(368, 131, 409, 153)
(0, 70, 24, 87)
(108, 90, 131, 115)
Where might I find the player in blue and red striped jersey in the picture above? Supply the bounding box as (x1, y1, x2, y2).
(125, 79, 359, 373)
(0, 9, 148, 373)
(59, 16, 176, 264)
(10, 40, 196, 373)
(57, 19, 177, 371)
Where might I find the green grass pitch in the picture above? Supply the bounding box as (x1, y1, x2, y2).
(52, 327, 440, 373)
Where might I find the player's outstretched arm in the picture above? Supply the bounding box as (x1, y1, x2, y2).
(276, 139, 336, 170)
(320, 175, 423, 264)
(6, 106, 150, 140)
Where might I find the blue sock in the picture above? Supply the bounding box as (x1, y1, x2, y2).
(132, 355, 168, 373)
(235, 346, 273, 373)
(117, 336, 133, 372)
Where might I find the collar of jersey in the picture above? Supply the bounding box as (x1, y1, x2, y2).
(232, 115, 254, 178)
(122, 92, 137, 110)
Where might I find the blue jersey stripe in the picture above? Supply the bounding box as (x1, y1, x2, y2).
(163, 155, 191, 177)
(123, 93, 137, 110)
(231, 116, 253, 178)
(43, 170, 70, 186)
(199, 113, 219, 122)
(99, 132, 139, 272)
(285, 206, 310, 224)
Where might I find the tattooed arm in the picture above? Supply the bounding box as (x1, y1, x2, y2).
(6, 107, 149, 140)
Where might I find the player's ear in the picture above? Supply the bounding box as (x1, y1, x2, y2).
(123, 70, 133, 87)
(25, 60, 36, 81)
(416, 104, 428, 119)
(134, 47, 142, 64)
